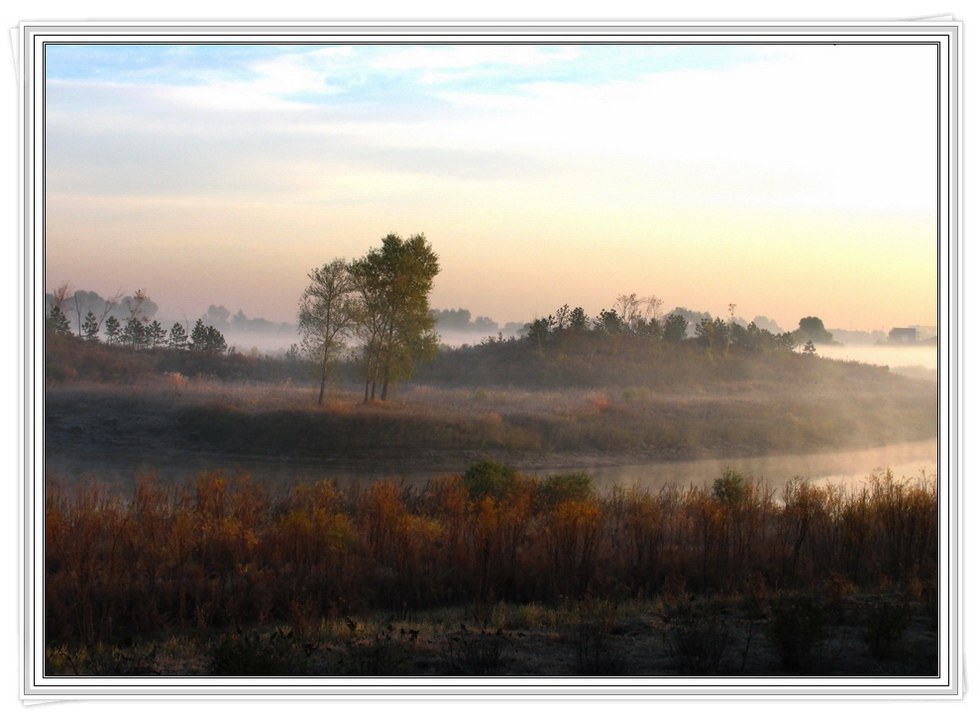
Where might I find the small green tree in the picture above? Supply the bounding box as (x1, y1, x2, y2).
(663, 313, 688, 343)
(462, 458, 520, 500)
(594, 308, 627, 334)
(568, 307, 590, 332)
(121, 318, 146, 348)
(103, 315, 121, 345)
(47, 306, 72, 335)
(190, 319, 207, 349)
(190, 319, 227, 354)
(81, 311, 100, 341)
(539, 472, 594, 507)
(712, 469, 748, 507)
(168, 322, 188, 350)
(145, 320, 166, 348)
(794, 316, 835, 345)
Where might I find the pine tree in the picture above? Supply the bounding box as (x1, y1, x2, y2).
(121, 318, 146, 348)
(190, 319, 227, 354)
(81, 311, 100, 341)
(168, 322, 188, 350)
(145, 320, 166, 348)
(189, 319, 208, 351)
(103, 315, 121, 344)
(47, 306, 72, 335)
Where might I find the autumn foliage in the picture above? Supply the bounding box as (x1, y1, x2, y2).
(46, 465, 938, 652)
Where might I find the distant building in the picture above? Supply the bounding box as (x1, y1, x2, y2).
(888, 327, 918, 343)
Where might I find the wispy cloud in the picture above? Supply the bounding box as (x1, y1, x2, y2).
(43, 41, 939, 329)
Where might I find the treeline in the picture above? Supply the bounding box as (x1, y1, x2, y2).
(45, 331, 311, 384)
(46, 288, 229, 354)
(45, 285, 294, 351)
(413, 299, 853, 391)
(518, 298, 799, 354)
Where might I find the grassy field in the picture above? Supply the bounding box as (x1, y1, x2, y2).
(46, 370, 938, 471)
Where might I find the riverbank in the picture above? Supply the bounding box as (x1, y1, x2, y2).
(45, 377, 938, 476)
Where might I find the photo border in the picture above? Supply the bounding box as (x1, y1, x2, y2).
(19, 19, 963, 700)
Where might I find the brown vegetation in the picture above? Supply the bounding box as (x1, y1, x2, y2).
(45, 467, 938, 676)
(46, 375, 937, 467)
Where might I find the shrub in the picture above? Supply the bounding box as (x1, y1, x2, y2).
(462, 458, 520, 500)
(539, 471, 594, 507)
(712, 469, 748, 506)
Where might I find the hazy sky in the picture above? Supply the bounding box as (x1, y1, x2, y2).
(44, 41, 939, 331)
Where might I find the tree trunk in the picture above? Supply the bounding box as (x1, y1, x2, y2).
(318, 342, 329, 405)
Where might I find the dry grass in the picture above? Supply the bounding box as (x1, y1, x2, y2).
(46, 375, 938, 467)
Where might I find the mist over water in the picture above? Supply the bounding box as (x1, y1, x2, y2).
(46, 439, 938, 499)
(578, 439, 938, 495)
(813, 343, 937, 372)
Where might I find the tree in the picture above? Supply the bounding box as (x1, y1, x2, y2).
(190, 319, 227, 354)
(47, 282, 73, 315)
(121, 318, 146, 348)
(568, 307, 590, 332)
(594, 308, 627, 334)
(794, 316, 835, 345)
(81, 311, 100, 341)
(695, 316, 728, 354)
(663, 313, 688, 343)
(103, 315, 121, 345)
(168, 322, 188, 350)
(47, 306, 72, 335)
(614, 293, 663, 333)
(350, 233, 440, 402)
(145, 320, 167, 348)
(124, 289, 152, 324)
(298, 259, 359, 405)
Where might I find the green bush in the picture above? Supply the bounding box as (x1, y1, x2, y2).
(462, 458, 520, 500)
(712, 469, 748, 506)
(540, 472, 594, 507)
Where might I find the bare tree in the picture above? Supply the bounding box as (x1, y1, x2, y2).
(96, 290, 124, 335)
(298, 259, 360, 405)
(48, 282, 73, 312)
(615, 293, 664, 332)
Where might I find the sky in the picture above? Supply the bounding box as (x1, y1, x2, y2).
(43, 39, 940, 332)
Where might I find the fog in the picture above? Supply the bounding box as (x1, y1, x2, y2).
(812, 343, 938, 372)
(578, 439, 938, 496)
(46, 438, 937, 501)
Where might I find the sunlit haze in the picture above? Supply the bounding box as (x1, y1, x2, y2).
(44, 42, 939, 334)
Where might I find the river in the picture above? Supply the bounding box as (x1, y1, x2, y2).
(44, 438, 938, 497)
